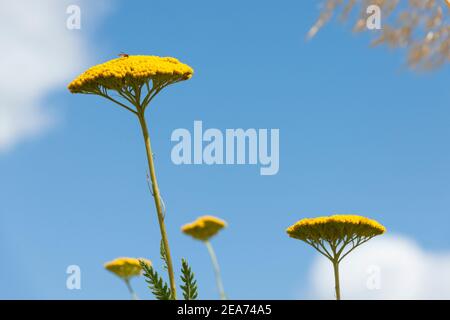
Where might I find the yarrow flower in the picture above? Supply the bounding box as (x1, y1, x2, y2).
(104, 257, 152, 280)
(286, 214, 385, 300)
(69, 55, 194, 299)
(181, 215, 227, 241)
(182, 215, 227, 299)
(68, 55, 193, 95)
(286, 214, 385, 243)
(104, 257, 152, 300)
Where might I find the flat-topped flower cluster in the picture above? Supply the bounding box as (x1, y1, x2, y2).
(286, 214, 386, 243)
(68, 55, 193, 94)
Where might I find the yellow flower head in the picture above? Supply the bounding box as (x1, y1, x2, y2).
(68, 55, 193, 94)
(104, 257, 151, 280)
(286, 214, 386, 243)
(182, 215, 227, 241)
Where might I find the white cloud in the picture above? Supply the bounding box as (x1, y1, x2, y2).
(307, 234, 450, 299)
(0, 0, 108, 152)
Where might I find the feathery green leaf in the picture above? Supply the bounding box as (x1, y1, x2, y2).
(180, 258, 198, 300)
(140, 259, 172, 300)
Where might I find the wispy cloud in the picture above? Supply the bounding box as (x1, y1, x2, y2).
(0, 0, 108, 152)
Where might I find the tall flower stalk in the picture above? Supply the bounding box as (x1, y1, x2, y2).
(205, 240, 226, 300)
(286, 214, 386, 300)
(182, 215, 227, 299)
(69, 55, 194, 299)
(138, 111, 177, 295)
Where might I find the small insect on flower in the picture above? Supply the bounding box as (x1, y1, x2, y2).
(118, 52, 129, 58)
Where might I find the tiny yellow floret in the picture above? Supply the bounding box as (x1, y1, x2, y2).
(182, 215, 227, 241)
(68, 55, 193, 94)
(104, 257, 151, 280)
(286, 214, 386, 243)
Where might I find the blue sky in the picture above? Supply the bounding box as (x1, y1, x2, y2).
(1, 0, 449, 299)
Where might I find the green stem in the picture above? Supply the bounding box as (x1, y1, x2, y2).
(124, 279, 138, 300)
(205, 240, 226, 300)
(332, 260, 341, 300)
(138, 112, 177, 300)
